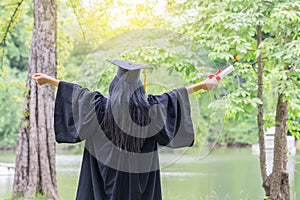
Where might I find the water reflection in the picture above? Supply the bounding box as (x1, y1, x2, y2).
(0, 148, 299, 200)
(0, 176, 13, 199)
(56, 155, 82, 173)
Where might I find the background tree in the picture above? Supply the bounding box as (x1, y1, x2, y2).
(262, 2, 300, 199)
(166, 0, 300, 199)
(12, 0, 58, 198)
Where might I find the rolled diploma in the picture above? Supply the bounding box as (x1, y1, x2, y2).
(219, 65, 234, 79)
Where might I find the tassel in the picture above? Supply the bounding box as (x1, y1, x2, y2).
(143, 70, 147, 91)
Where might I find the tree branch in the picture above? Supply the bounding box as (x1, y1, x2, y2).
(0, 0, 24, 100)
(0, 0, 24, 47)
(0, 48, 4, 71)
(257, 24, 268, 196)
(68, 0, 86, 39)
(0, 0, 24, 71)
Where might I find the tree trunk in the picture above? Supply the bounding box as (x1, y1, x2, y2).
(270, 93, 289, 200)
(256, 25, 268, 195)
(13, 0, 58, 199)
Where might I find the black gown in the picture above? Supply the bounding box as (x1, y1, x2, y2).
(54, 81, 194, 200)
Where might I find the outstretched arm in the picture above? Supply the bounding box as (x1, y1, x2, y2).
(186, 79, 218, 94)
(32, 73, 217, 94)
(32, 73, 60, 87)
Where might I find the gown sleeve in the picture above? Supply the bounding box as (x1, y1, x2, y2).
(147, 87, 194, 148)
(54, 81, 107, 143)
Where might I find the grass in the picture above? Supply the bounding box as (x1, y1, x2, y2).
(2, 193, 48, 200)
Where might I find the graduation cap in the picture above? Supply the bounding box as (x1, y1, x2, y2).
(107, 59, 153, 90)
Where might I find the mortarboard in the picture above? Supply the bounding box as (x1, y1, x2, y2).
(107, 59, 153, 90)
(106, 59, 153, 70)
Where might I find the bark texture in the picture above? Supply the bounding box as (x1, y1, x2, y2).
(270, 93, 289, 200)
(257, 25, 290, 199)
(13, 0, 58, 199)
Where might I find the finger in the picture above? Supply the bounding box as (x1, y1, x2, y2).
(204, 78, 218, 85)
(32, 73, 42, 78)
(32, 77, 41, 82)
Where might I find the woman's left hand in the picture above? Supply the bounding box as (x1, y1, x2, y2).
(32, 73, 52, 85)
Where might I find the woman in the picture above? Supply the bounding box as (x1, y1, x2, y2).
(32, 60, 217, 200)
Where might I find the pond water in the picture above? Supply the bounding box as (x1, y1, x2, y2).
(0, 148, 299, 200)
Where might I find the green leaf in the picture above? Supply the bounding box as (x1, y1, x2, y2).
(252, 98, 263, 105)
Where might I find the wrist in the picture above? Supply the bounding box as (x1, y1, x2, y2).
(47, 76, 59, 87)
(187, 82, 206, 94)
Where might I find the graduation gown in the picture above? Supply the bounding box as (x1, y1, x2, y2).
(54, 81, 194, 200)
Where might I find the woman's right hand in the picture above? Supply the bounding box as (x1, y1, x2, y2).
(186, 78, 218, 94)
(202, 78, 218, 91)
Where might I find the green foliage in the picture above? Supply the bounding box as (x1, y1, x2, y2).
(58, 0, 172, 85)
(0, 0, 32, 147)
(55, 0, 299, 144)
(168, 0, 300, 138)
(4, 7, 32, 71)
(0, 0, 32, 70)
(0, 68, 26, 147)
(1, 0, 299, 148)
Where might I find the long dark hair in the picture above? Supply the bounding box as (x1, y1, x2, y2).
(101, 75, 151, 153)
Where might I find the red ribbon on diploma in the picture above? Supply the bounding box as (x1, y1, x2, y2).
(208, 69, 222, 81)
